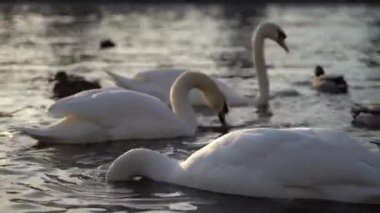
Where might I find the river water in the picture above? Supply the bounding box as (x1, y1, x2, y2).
(0, 2, 379, 212)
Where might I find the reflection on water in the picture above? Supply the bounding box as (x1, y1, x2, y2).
(0, 2, 380, 212)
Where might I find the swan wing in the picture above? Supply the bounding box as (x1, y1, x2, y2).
(48, 88, 119, 118)
(107, 70, 184, 103)
(105, 71, 139, 90)
(139, 69, 249, 106)
(134, 69, 186, 87)
(110, 69, 248, 106)
(48, 89, 179, 129)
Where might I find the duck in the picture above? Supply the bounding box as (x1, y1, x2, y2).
(16, 72, 229, 144)
(351, 103, 380, 129)
(106, 127, 380, 204)
(99, 39, 116, 49)
(106, 22, 289, 110)
(51, 71, 101, 99)
(311, 65, 348, 94)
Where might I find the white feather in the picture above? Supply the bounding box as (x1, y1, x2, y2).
(17, 89, 190, 144)
(106, 69, 249, 107)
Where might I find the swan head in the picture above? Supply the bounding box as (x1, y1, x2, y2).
(315, 65, 325, 77)
(198, 78, 229, 129)
(106, 149, 151, 182)
(255, 22, 289, 53)
(106, 148, 178, 182)
(170, 71, 230, 129)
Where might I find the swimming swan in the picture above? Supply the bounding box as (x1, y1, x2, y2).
(106, 128, 380, 204)
(311, 65, 348, 94)
(106, 22, 289, 109)
(16, 72, 229, 144)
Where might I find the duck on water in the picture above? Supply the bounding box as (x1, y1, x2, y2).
(311, 65, 348, 94)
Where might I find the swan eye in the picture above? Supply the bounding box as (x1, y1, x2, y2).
(278, 30, 287, 40)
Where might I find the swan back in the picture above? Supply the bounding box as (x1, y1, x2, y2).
(105, 71, 141, 90)
(179, 128, 380, 203)
(45, 88, 192, 142)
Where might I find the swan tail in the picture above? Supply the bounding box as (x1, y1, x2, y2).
(15, 126, 57, 143)
(14, 117, 107, 144)
(105, 70, 139, 90)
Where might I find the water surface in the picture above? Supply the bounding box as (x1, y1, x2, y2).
(0, 2, 380, 212)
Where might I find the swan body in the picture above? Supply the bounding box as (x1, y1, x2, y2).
(311, 65, 348, 94)
(107, 128, 380, 204)
(17, 72, 228, 144)
(106, 69, 249, 107)
(107, 22, 289, 110)
(352, 103, 380, 129)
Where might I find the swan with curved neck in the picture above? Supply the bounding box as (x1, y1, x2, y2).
(107, 128, 380, 204)
(252, 22, 288, 109)
(16, 72, 229, 144)
(106, 22, 289, 110)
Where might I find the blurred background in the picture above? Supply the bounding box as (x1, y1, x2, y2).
(0, 0, 379, 212)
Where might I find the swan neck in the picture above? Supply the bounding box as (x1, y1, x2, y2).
(252, 31, 270, 106)
(106, 149, 179, 182)
(170, 76, 200, 131)
(170, 72, 224, 132)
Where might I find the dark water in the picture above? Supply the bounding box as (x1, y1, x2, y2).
(0, 2, 380, 212)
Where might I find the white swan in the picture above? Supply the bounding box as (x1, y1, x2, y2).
(106, 128, 380, 204)
(106, 22, 289, 109)
(16, 72, 229, 144)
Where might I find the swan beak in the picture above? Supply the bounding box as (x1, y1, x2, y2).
(218, 113, 226, 128)
(218, 102, 229, 128)
(277, 39, 289, 53)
